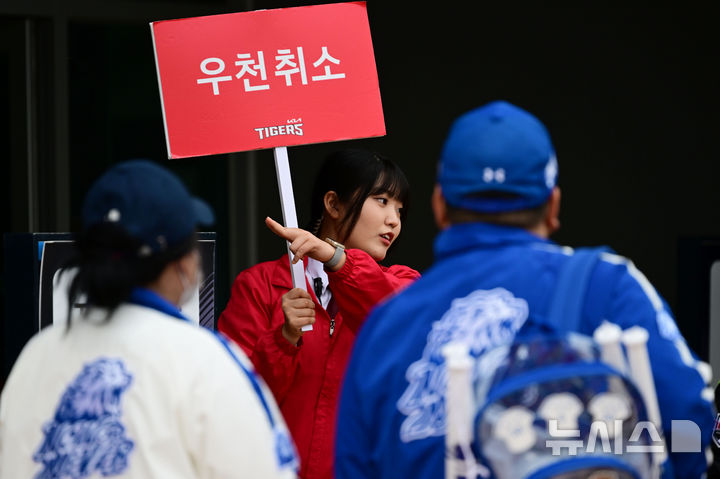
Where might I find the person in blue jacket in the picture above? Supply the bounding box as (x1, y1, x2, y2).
(335, 100, 714, 479)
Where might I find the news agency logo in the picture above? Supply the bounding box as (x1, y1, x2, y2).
(254, 118, 303, 140)
(546, 419, 702, 455)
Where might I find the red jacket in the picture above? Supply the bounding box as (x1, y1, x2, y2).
(218, 249, 420, 479)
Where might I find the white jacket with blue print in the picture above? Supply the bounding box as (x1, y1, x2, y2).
(0, 301, 298, 479)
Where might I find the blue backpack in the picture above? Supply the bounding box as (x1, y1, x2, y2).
(459, 248, 667, 479)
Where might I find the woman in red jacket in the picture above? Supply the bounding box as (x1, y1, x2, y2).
(218, 149, 420, 479)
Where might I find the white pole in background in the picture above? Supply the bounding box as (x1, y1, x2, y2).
(274, 146, 312, 331)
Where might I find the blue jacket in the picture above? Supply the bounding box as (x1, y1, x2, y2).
(336, 222, 713, 479)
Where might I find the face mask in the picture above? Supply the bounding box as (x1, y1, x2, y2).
(177, 253, 202, 307)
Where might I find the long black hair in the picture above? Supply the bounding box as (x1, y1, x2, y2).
(307, 149, 410, 243)
(62, 222, 196, 327)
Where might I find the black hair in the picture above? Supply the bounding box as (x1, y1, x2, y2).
(445, 195, 550, 229)
(307, 149, 410, 243)
(61, 222, 196, 328)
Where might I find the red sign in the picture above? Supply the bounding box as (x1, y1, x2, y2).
(151, 2, 384, 159)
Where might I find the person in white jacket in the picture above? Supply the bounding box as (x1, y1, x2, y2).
(0, 159, 298, 479)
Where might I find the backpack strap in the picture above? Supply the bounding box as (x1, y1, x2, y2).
(545, 247, 609, 332)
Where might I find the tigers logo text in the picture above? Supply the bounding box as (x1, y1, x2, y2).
(254, 120, 303, 140)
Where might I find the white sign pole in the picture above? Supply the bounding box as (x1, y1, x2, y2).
(273, 146, 312, 331)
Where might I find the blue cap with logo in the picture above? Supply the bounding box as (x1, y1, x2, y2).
(82, 159, 214, 255)
(437, 100, 558, 213)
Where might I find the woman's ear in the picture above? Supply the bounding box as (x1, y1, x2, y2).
(176, 249, 200, 282)
(323, 191, 342, 220)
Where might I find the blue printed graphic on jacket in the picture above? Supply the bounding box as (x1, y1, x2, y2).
(33, 357, 135, 478)
(397, 288, 528, 442)
(335, 223, 713, 479)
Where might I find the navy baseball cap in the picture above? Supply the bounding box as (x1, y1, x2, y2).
(437, 101, 558, 213)
(82, 159, 214, 255)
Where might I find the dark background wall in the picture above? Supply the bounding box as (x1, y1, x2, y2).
(2, 3, 718, 375)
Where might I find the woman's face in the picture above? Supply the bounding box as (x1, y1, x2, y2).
(343, 192, 403, 261)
